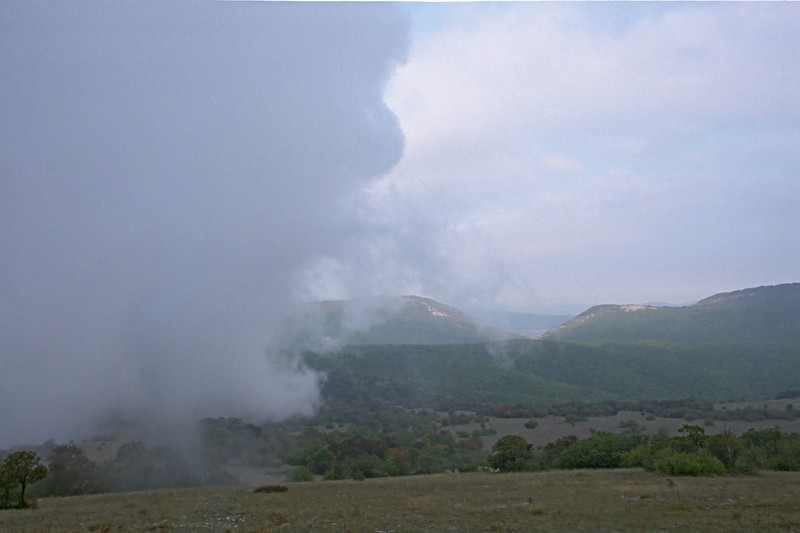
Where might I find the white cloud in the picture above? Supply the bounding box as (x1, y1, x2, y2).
(359, 2, 800, 308)
(0, 3, 409, 447)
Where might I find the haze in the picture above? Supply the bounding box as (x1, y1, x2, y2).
(0, 2, 407, 447)
(2, 2, 798, 447)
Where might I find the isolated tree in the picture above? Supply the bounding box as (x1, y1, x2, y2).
(675, 424, 708, 453)
(489, 435, 532, 472)
(1, 451, 47, 508)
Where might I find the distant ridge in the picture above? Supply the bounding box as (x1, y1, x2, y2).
(286, 295, 523, 348)
(541, 283, 800, 343)
(304, 284, 800, 406)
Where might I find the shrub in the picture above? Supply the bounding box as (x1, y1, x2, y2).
(559, 432, 636, 469)
(42, 445, 104, 496)
(287, 466, 314, 482)
(489, 435, 532, 472)
(652, 450, 726, 476)
(622, 445, 651, 469)
(253, 484, 288, 493)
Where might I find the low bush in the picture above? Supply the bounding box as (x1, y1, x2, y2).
(253, 484, 289, 493)
(287, 466, 314, 482)
(652, 450, 726, 476)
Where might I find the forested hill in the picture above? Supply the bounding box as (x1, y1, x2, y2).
(306, 339, 800, 407)
(285, 295, 522, 348)
(541, 283, 800, 343)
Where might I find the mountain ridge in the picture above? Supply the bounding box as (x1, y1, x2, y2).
(284, 294, 524, 348)
(541, 282, 800, 343)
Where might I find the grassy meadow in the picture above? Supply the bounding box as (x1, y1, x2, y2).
(2, 469, 800, 532)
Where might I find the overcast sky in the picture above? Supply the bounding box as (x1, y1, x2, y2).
(325, 1, 798, 312)
(1, 2, 798, 446)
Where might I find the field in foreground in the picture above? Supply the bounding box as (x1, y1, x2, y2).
(2, 469, 800, 532)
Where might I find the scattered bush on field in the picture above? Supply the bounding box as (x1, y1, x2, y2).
(288, 466, 314, 482)
(253, 484, 288, 493)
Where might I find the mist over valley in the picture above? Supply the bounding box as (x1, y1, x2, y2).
(1, 3, 799, 522)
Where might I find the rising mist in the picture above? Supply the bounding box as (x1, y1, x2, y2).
(0, 3, 409, 448)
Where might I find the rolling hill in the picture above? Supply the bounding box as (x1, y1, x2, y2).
(541, 283, 800, 343)
(306, 339, 800, 408)
(283, 295, 522, 349)
(301, 283, 800, 407)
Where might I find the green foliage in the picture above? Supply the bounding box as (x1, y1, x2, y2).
(543, 283, 800, 344)
(287, 466, 314, 482)
(489, 435, 533, 472)
(624, 427, 737, 475)
(538, 425, 800, 477)
(674, 424, 708, 453)
(304, 444, 334, 475)
(0, 451, 47, 509)
(738, 428, 800, 472)
(307, 338, 800, 413)
(105, 442, 230, 492)
(41, 445, 104, 497)
(541, 435, 578, 469)
(559, 432, 640, 469)
(652, 450, 726, 476)
(306, 343, 603, 413)
(264, 407, 490, 481)
(0, 463, 13, 510)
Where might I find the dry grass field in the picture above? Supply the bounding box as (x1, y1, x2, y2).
(2, 469, 799, 532)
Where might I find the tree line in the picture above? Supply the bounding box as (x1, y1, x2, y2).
(489, 425, 800, 475)
(3, 415, 799, 505)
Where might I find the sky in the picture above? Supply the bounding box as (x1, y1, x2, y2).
(319, 1, 799, 313)
(1, 2, 799, 446)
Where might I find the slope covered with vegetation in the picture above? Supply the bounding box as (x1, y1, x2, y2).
(284, 295, 520, 348)
(542, 283, 800, 343)
(307, 339, 800, 408)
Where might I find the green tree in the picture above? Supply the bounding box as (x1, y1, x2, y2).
(304, 443, 334, 475)
(287, 466, 314, 482)
(43, 445, 104, 496)
(559, 432, 638, 469)
(674, 424, 708, 453)
(489, 435, 531, 472)
(541, 435, 578, 469)
(652, 449, 726, 476)
(0, 462, 13, 509)
(1, 451, 47, 508)
(706, 429, 740, 472)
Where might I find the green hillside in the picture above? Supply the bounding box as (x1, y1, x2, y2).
(507, 339, 800, 402)
(542, 283, 800, 343)
(300, 284, 800, 409)
(285, 295, 520, 348)
(305, 343, 606, 411)
(306, 339, 800, 408)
